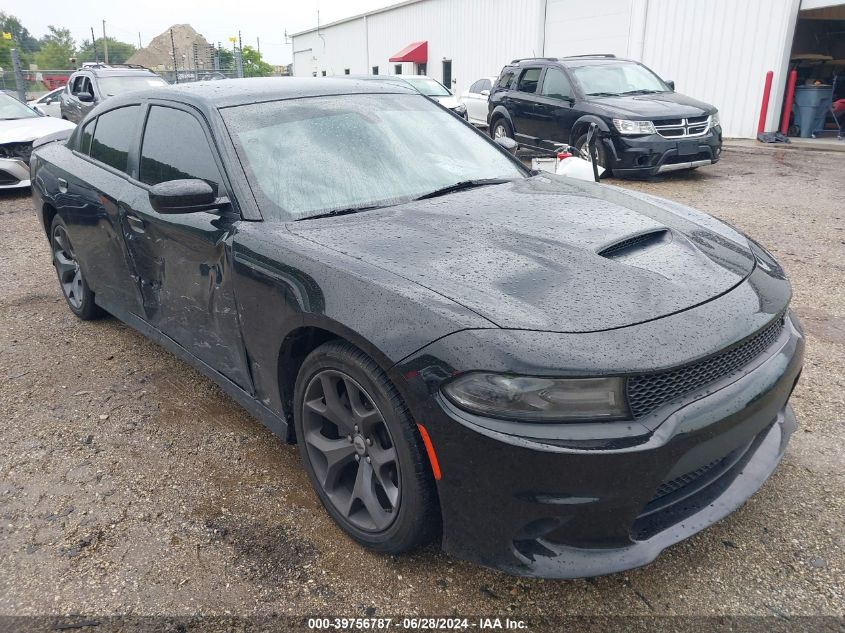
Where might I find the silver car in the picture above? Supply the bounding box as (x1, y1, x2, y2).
(28, 87, 65, 118)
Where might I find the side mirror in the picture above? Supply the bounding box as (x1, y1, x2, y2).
(77, 92, 94, 103)
(480, 89, 490, 97)
(665, 80, 675, 91)
(148, 179, 224, 214)
(494, 136, 518, 155)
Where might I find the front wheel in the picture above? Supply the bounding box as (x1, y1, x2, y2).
(50, 216, 104, 320)
(575, 133, 611, 177)
(293, 341, 440, 553)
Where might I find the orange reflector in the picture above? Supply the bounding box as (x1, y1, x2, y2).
(417, 423, 442, 481)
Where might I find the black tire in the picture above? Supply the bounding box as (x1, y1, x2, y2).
(293, 341, 440, 553)
(490, 116, 514, 141)
(575, 133, 611, 177)
(50, 215, 104, 320)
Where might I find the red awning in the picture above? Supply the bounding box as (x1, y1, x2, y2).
(389, 41, 428, 63)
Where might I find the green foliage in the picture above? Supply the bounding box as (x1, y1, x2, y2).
(0, 12, 40, 70)
(35, 26, 76, 69)
(241, 45, 272, 78)
(77, 37, 137, 65)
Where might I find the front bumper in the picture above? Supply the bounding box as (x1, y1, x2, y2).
(604, 127, 722, 177)
(0, 158, 31, 189)
(402, 311, 803, 578)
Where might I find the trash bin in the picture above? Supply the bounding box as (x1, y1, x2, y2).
(794, 85, 833, 137)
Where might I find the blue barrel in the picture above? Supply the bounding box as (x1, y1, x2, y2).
(794, 85, 833, 137)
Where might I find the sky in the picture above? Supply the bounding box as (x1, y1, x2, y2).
(4, 0, 393, 65)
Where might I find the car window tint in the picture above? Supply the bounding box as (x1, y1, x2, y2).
(516, 68, 541, 93)
(70, 76, 83, 94)
(480, 79, 492, 91)
(541, 68, 573, 100)
(470, 79, 482, 93)
(89, 105, 140, 173)
(496, 70, 515, 89)
(140, 106, 221, 191)
(79, 119, 96, 155)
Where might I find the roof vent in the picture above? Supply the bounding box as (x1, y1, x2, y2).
(598, 229, 670, 259)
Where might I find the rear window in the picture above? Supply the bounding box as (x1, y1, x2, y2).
(89, 105, 140, 173)
(496, 70, 516, 89)
(516, 68, 541, 93)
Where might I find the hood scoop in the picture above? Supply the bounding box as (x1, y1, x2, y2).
(598, 229, 670, 259)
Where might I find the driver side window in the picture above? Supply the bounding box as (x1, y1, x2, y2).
(541, 68, 573, 100)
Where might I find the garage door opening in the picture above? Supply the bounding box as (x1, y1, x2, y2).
(782, 2, 845, 141)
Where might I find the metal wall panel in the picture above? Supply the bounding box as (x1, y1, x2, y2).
(292, 18, 369, 77)
(639, 0, 801, 138)
(544, 0, 636, 57)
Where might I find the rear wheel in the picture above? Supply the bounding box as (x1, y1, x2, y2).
(50, 216, 104, 320)
(293, 341, 439, 553)
(491, 117, 514, 141)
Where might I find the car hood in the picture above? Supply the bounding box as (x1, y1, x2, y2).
(0, 116, 76, 144)
(589, 91, 715, 120)
(430, 95, 463, 110)
(288, 176, 756, 332)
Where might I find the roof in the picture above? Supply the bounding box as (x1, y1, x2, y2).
(77, 66, 159, 77)
(103, 77, 417, 109)
(291, 0, 425, 37)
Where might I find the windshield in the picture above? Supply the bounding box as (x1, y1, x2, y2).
(571, 62, 668, 96)
(401, 77, 451, 97)
(222, 93, 525, 221)
(97, 75, 167, 97)
(0, 93, 39, 119)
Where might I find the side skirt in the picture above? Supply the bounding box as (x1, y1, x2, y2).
(95, 297, 292, 443)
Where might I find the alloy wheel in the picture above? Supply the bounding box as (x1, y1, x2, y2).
(301, 369, 400, 532)
(52, 225, 83, 310)
(494, 123, 507, 139)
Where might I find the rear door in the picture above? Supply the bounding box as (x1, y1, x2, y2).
(463, 78, 492, 125)
(533, 66, 581, 149)
(510, 67, 544, 147)
(119, 102, 252, 388)
(58, 105, 144, 311)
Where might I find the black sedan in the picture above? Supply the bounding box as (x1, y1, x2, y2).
(30, 78, 803, 578)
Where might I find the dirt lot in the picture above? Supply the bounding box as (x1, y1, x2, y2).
(0, 146, 843, 628)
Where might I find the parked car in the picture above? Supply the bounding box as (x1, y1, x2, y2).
(29, 86, 65, 118)
(60, 64, 167, 123)
(343, 74, 467, 119)
(489, 55, 722, 177)
(461, 76, 497, 126)
(31, 78, 802, 579)
(0, 91, 75, 189)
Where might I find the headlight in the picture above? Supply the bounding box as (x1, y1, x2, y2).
(612, 119, 657, 135)
(441, 373, 628, 422)
(709, 111, 720, 128)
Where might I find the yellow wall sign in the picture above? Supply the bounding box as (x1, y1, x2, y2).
(228, 37, 237, 43)
(2, 32, 12, 40)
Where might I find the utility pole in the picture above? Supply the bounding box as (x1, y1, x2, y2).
(170, 28, 178, 83)
(102, 20, 109, 64)
(256, 36, 260, 56)
(10, 47, 25, 103)
(138, 32, 142, 49)
(91, 27, 98, 62)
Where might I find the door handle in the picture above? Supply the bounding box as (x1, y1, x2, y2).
(125, 212, 145, 233)
(57, 178, 68, 193)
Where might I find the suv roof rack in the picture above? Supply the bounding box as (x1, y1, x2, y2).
(509, 57, 559, 63)
(78, 63, 151, 71)
(561, 54, 617, 59)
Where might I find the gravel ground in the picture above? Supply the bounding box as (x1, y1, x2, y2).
(0, 146, 843, 628)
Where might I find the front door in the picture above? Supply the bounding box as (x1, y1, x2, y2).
(532, 67, 581, 149)
(119, 103, 252, 389)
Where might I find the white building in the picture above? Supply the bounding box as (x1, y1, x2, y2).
(291, 0, 845, 138)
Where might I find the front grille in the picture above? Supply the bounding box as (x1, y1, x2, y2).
(654, 117, 711, 138)
(0, 141, 33, 164)
(627, 316, 785, 418)
(652, 457, 722, 500)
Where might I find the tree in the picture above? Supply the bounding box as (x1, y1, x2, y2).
(77, 37, 136, 65)
(240, 45, 272, 78)
(35, 26, 76, 69)
(0, 12, 40, 70)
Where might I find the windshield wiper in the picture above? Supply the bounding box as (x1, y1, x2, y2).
(296, 205, 384, 221)
(585, 92, 621, 97)
(619, 89, 665, 95)
(415, 179, 510, 201)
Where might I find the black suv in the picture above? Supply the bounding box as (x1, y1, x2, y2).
(60, 64, 167, 123)
(488, 55, 722, 177)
